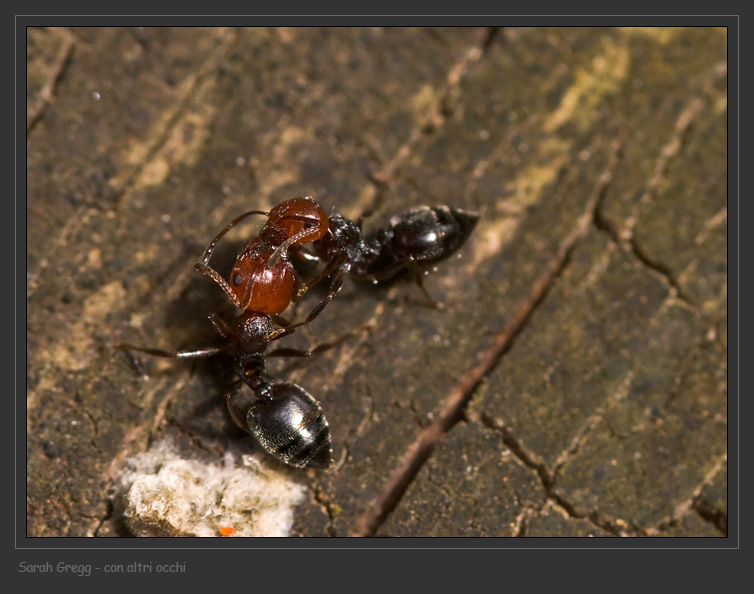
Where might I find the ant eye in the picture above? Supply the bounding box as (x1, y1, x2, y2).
(233, 273, 243, 286)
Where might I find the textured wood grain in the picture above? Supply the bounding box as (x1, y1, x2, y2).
(26, 26, 727, 537)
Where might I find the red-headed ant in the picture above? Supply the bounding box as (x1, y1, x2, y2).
(119, 199, 335, 468)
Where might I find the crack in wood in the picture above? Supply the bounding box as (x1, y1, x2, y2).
(358, 38, 486, 214)
(482, 27, 504, 54)
(627, 235, 694, 304)
(92, 499, 114, 537)
(644, 452, 727, 537)
(491, 266, 722, 536)
(27, 29, 75, 134)
(591, 66, 728, 312)
(619, 61, 727, 242)
(309, 485, 338, 538)
(27, 30, 239, 303)
(28, 28, 727, 538)
(586, 60, 727, 316)
(108, 32, 239, 197)
(545, 285, 712, 476)
(351, 132, 628, 537)
(480, 414, 639, 537)
(512, 508, 531, 537)
(692, 497, 727, 536)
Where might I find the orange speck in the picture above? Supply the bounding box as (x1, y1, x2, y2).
(219, 526, 236, 536)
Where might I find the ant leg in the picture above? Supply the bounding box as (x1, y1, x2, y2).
(267, 214, 324, 267)
(291, 245, 321, 264)
(356, 193, 384, 230)
(285, 270, 346, 331)
(122, 347, 149, 379)
(267, 332, 350, 359)
(355, 210, 371, 231)
(267, 325, 297, 342)
(117, 343, 225, 359)
(270, 314, 292, 327)
(194, 209, 270, 309)
(405, 259, 444, 310)
(296, 251, 346, 299)
(372, 258, 443, 309)
(224, 381, 250, 433)
(208, 313, 237, 340)
(197, 209, 268, 266)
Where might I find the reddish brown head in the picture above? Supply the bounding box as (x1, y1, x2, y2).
(267, 197, 329, 244)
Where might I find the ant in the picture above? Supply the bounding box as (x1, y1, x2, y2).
(197, 197, 479, 331)
(119, 198, 336, 468)
(293, 203, 480, 324)
(120, 310, 334, 469)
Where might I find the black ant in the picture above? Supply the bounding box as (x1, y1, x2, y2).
(294, 204, 480, 323)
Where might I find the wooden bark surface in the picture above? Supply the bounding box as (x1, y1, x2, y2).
(26, 27, 727, 537)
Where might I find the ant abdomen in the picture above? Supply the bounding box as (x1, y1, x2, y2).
(247, 381, 333, 469)
(368, 205, 479, 279)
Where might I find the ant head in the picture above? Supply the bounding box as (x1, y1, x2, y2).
(268, 197, 329, 244)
